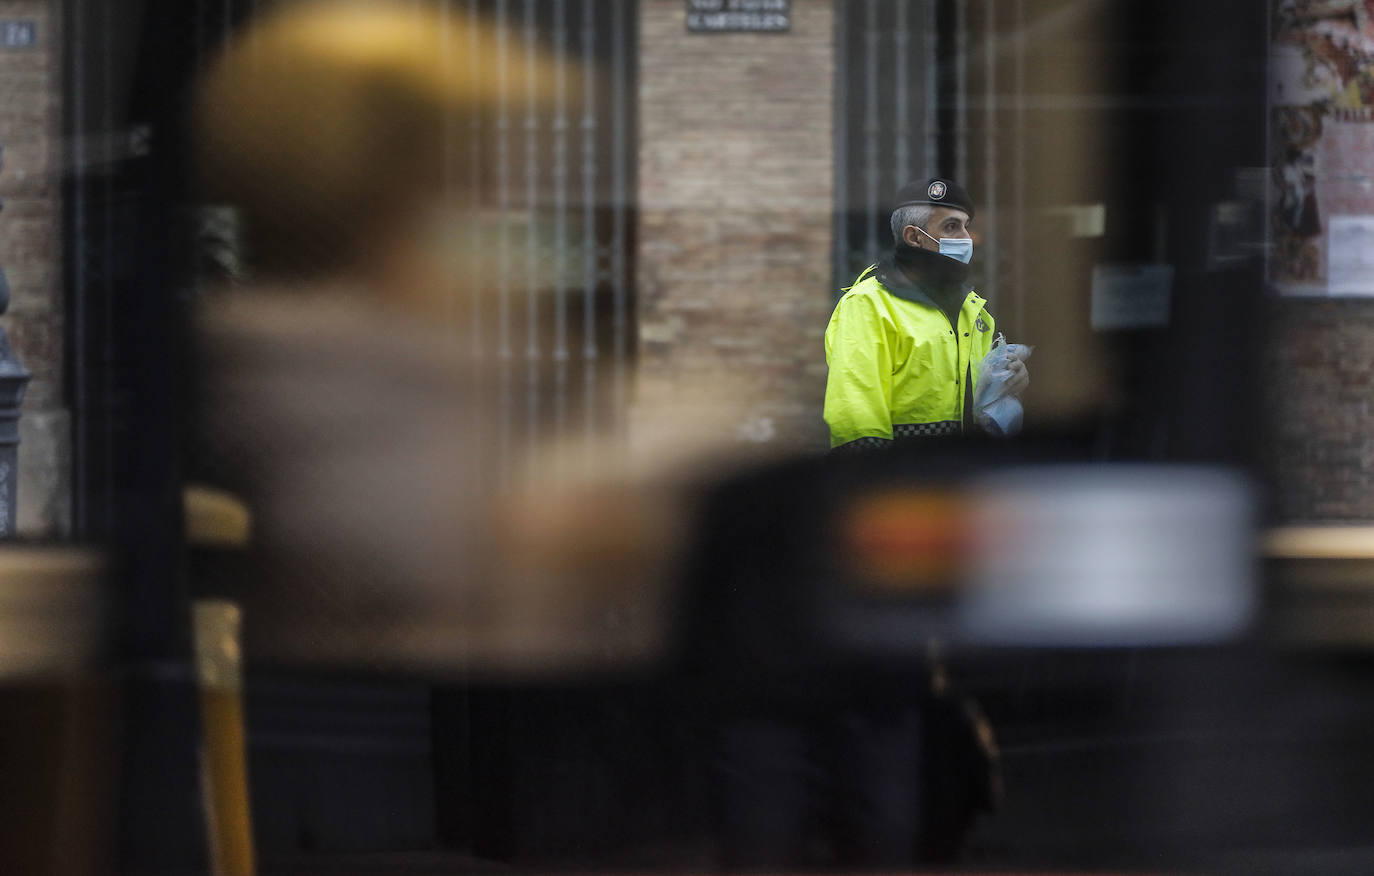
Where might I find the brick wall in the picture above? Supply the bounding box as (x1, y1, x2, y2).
(1268, 300, 1374, 521)
(1265, 109, 1374, 522)
(635, 0, 834, 453)
(0, 0, 69, 535)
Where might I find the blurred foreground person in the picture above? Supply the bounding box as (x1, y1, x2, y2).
(189, 0, 672, 673)
(684, 445, 1001, 872)
(824, 178, 1028, 450)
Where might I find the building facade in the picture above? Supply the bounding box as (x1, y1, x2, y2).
(0, 0, 1370, 533)
(0, 0, 66, 536)
(5, 0, 1374, 869)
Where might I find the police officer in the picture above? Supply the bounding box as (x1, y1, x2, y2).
(824, 178, 1026, 451)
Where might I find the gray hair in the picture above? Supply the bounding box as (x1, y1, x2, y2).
(891, 204, 934, 244)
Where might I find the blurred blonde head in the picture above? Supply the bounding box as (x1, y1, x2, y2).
(193, 0, 565, 280)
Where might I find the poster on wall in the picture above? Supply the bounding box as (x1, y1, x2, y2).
(1270, 0, 1374, 296)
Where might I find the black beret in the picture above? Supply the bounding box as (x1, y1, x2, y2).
(893, 177, 974, 220)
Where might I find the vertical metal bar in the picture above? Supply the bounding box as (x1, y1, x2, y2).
(982, 0, 998, 308)
(862, 0, 879, 263)
(524, 0, 540, 464)
(1263, 6, 1274, 287)
(101, 0, 114, 526)
(894, 0, 910, 191)
(1153, 205, 1167, 264)
(469, 0, 484, 363)
(496, 0, 513, 480)
(833, 0, 849, 290)
(70, 0, 89, 536)
(924, 0, 938, 176)
(1014, 0, 1026, 331)
(553, 0, 569, 444)
(581, 0, 598, 447)
(196, 0, 207, 74)
(611, 0, 628, 427)
(439, 0, 457, 330)
(955, 0, 968, 183)
(549, 0, 566, 439)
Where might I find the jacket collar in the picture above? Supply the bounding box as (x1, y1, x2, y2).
(873, 253, 979, 310)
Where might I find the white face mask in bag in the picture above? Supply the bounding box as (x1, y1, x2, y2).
(915, 225, 974, 264)
(973, 333, 1034, 437)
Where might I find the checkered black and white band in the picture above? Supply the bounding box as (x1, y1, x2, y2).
(832, 421, 961, 454)
(831, 436, 893, 454)
(893, 421, 960, 439)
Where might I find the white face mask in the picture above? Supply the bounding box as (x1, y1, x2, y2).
(915, 224, 974, 264)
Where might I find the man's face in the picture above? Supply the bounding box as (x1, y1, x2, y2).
(905, 206, 972, 250)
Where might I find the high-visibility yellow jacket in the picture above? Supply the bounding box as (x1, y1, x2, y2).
(824, 260, 996, 449)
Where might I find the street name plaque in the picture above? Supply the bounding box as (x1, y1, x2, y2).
(687, 0, 789, 33)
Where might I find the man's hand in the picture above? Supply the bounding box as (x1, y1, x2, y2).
(1003, 357, 1029, 397)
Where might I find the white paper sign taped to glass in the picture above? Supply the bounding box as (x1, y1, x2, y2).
(687, 0, 790, 33)
(1090, 264, 1174, 331)
(0, 20, 35, 49)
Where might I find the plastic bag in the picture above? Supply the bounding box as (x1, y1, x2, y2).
(972, 333, 1033, 437)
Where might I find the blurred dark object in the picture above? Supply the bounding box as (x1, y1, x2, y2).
(710, 700, 923, 871)
(919, 675, 1003, 863)
(1266, 525, 1374, 648)
(672, 440, 1035, 870)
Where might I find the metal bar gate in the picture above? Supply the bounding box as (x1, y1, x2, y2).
(66, 0, 639, 532)
(446, 0, 638, 483)
(833, 0, 1028, 330)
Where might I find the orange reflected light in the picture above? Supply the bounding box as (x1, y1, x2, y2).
(840, 489, 970, 595)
